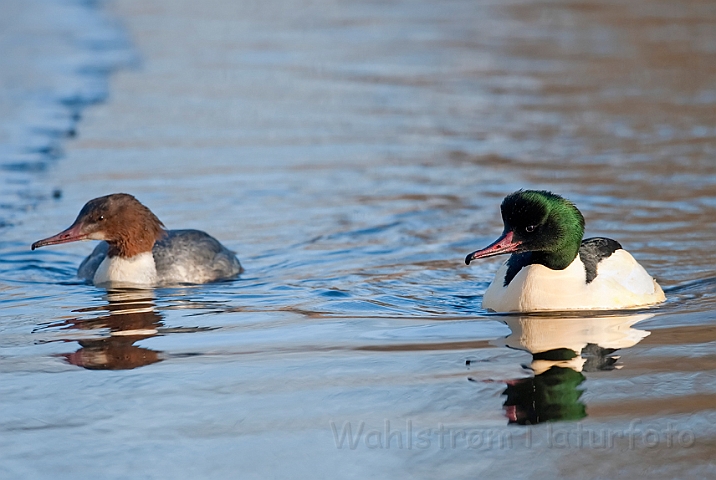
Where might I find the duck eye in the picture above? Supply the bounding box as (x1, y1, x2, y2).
(525, 225, 536, 233)
(98, 215, 105, 222)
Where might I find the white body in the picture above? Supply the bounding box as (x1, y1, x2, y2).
(483, 249, 666, 312)
(93, 252, 158, 286)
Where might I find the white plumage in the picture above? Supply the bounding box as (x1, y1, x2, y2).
(93, 252, 158, 286)
(483, 250, 665, 312)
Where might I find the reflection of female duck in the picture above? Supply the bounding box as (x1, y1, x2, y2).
(60, 290, 163, 370)
(496, 314, 652, 425)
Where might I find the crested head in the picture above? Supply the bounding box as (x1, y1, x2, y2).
(31, 193, 165, 258)
(501, 190, 584, 240)
(76, 194, 165, 257)
(465, 189, 585, 270)
(501, 190, 584, 268)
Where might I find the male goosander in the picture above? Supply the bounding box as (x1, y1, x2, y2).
(32, 193, 243, 286)
(465, 190, 665, 312)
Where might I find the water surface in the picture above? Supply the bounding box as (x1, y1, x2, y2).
(1, 0, 715, 478)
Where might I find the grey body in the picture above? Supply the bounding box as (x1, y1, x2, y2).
(78, 229, 243, 285)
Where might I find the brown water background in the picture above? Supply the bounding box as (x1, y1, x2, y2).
(1, 0, 715, 478)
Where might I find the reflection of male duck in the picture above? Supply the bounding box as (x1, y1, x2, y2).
(496, 314, 652, 425)
(60, 290, 163, 370)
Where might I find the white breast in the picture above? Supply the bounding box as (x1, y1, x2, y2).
(93, 252, 158, 286)
(482, 250, 666, 312)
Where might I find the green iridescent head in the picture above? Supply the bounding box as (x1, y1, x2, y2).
(466, 190, 585, 270)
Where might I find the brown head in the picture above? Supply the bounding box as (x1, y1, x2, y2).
(31, 193, 166, 258)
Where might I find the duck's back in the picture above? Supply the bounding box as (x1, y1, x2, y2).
(153, 229, 243, 284)
(586, 248, 664, 304)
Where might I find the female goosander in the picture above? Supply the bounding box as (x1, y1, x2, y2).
(465, 190, 665, 312)
(32, 193, 243, 286)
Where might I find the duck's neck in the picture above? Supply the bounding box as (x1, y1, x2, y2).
(533, 201, 585, 270)
(107, 232, 161, 258)
(93, 251, 157, 286)
(505, 236, 582, 287)
(530, 247, 580, 271)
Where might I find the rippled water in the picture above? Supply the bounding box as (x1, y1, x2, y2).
(1, 0, 715, 478)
